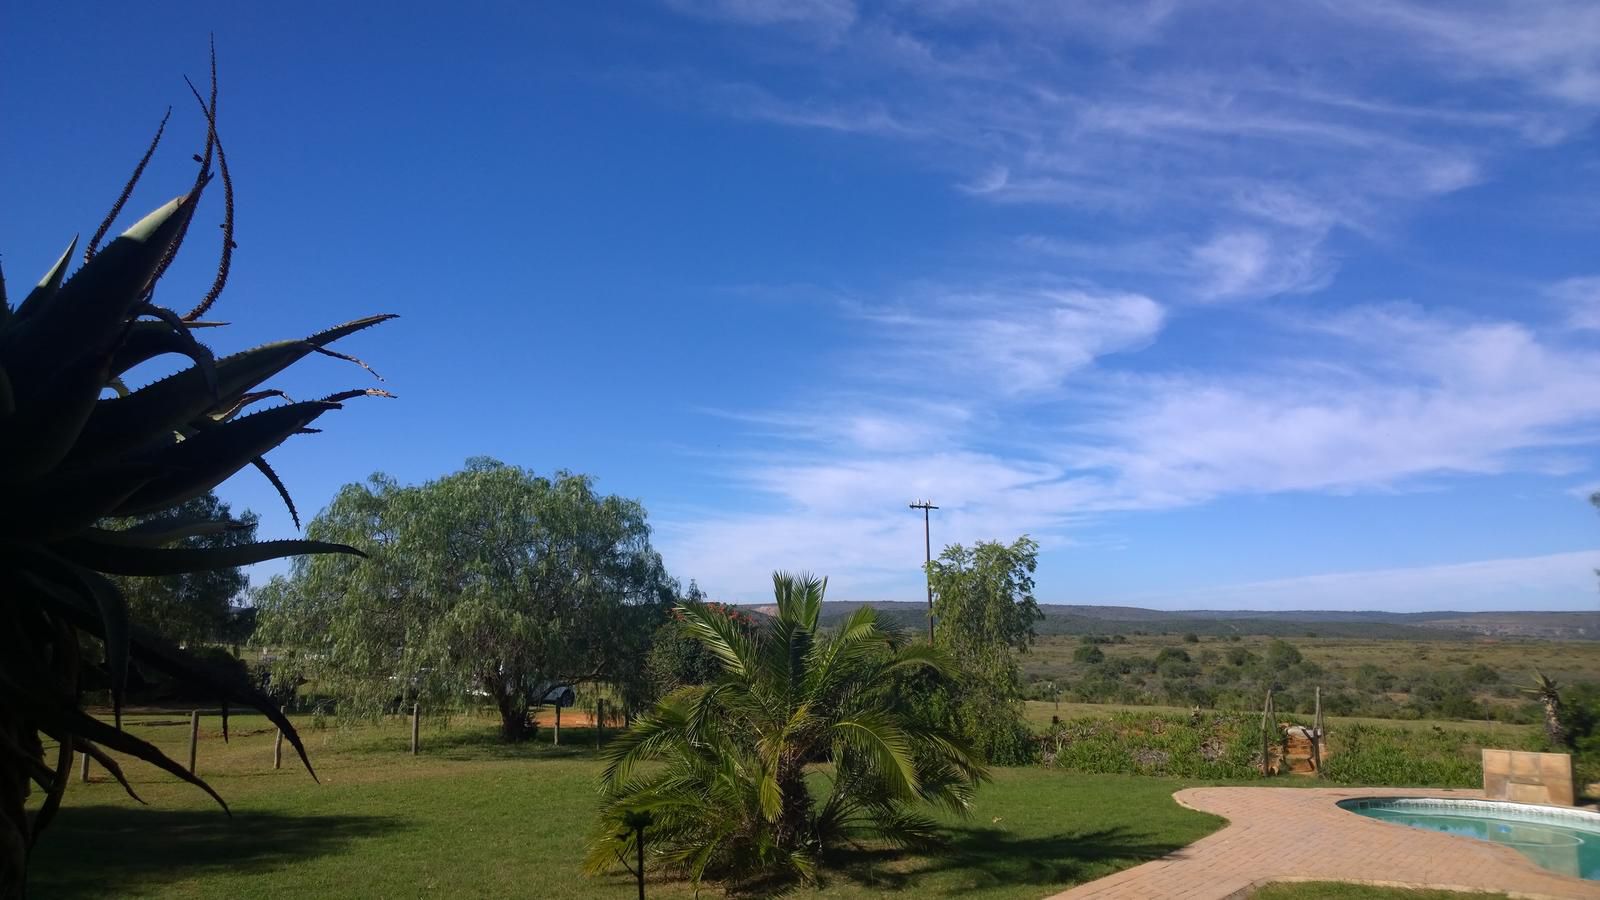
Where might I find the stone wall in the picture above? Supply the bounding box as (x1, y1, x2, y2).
(1481, 748, 1574, 806)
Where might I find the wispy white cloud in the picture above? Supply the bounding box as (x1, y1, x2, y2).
(1328, 0, 1600, 106)
(856, 287, 1164, 394)
(1189, 229, 1333, 301)
(665, 0, 858, 37)
(1077, 306, 1600, 504)
(642, 1, 1600, 605)
(660, 298, 1600, 599)
(655, 0, 1593, 309)
(1549, 276, 1600, 330)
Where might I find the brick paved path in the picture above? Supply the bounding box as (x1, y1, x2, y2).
(1046, 786, 1599, 900)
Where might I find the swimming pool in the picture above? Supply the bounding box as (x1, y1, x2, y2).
(1339, 797, 1600, 881)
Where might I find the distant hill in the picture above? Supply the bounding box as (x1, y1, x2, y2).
(745, 601, 1600, 641)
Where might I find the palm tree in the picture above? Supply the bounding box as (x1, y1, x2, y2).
(1525, 671, 1567, 745)
(585, 572, 987, 888)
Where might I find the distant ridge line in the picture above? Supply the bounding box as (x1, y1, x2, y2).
(734, 601, 1598, 640)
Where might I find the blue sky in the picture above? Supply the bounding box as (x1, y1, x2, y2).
(6, 1, 1600, 611)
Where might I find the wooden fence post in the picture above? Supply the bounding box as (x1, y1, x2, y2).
(273, 726, 284, 769)
(1312, 687, 1325, 778)
(79, 751, 90, 783)
(1259, 689, 1274, 776)
(410, 702, 420, 756)
(596, 699, 605, 749)
(554, 704, 562, 746)
(188, 710, 200, 775)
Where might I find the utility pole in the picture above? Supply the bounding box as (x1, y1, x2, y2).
(909, 500, 938, 642)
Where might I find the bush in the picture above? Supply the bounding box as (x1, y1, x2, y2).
(1073, 644, 1105, 664)
(1041, 712, 1260, 779)
(1182, 633, 1200, 643)
(1263, 640, 1302, 669)
(1559, 682, 1600, 787)
(1321, 724, 1541, 788)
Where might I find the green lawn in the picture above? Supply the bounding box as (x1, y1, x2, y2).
(29, 712, 1224, 899)
(1249, 882, 1508, 899)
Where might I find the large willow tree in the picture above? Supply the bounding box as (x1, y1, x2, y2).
(254, 458, 674, 739)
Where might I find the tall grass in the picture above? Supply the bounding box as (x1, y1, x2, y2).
(1040, 711, 1547, 788)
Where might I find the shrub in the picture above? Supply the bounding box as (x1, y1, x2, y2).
(1320, 724, 1538, 788)
(1041, 712, 1260, 779)
(1263, 640, 1302, 668)
(1073, 644, 1105, 664)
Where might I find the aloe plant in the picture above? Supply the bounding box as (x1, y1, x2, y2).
(0, 65, 391, 896)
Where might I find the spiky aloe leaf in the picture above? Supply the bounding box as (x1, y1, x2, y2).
(0, 351, 118, 479)
(57, 537, 364, 577)
(81, 569, 132, 727)
(77, 739, 146, 805)
(11, 236, 78, 321)
(109, 319, 223, 378)
(4, 463, 164, 541)
(114, 401, 342, 515)
(74, 315, 394, 462)
(0, 364, 12, 419)
(6, 195, 196, 375)
(19, 699, 231, 816)
(28, 739, 74, 845)
(83, 518, 246, 549)
(123, 629, 319, 782)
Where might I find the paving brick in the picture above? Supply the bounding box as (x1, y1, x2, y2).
(1042, 786, 1599, 900)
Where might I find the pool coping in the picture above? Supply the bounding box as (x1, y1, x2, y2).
(1045, 786, 1600, 900)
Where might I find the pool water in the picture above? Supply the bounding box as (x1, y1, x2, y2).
(1339, 797, 1600, 881)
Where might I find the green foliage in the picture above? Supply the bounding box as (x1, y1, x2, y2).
(253, 460, 674, 741)
(643, 584, 755, 700)
(1041, 713, 1260, 780)
(1072, 644, 1105, 664)
(1263, 639, 1303, 669)
(0, 74, 390, 894)
(924, 536, 1043, 765)
(1040, 711, 1532, 789)
(587, 572, 987, 889)
(1318, 723, 1518, 787)
(1556, 681, 1600, 786)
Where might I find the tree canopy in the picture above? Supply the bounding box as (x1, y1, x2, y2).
(253, 458, 675, 739)
(920, 535, 1043, 764)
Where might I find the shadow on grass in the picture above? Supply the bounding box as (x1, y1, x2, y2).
(28, 806, 402, 899)
(827, 824, 1191, 894)
(336, 720, 621, 762)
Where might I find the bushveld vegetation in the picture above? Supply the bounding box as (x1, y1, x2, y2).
(1020, 631, 1600, 724)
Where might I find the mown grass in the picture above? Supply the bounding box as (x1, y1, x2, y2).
(1249, 882, 1509, 899)
(29, 712, 1223, 899)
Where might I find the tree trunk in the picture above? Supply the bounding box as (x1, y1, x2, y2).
(773, 755, 812, 853)
(494, 688, 530, 742)
(1544, 698, 1566, 745)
